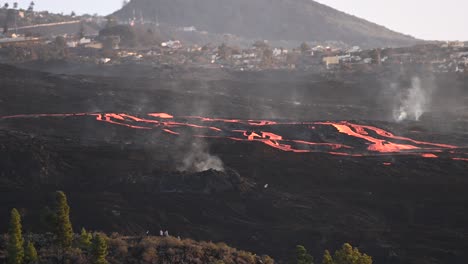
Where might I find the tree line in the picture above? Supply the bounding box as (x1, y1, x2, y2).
(295, 244, 372, 264)
(5, 191, 108, 264)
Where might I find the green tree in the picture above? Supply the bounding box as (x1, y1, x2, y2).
(91, 234, 108, 264)
(79, 228, 93, 250)
(27, 1, 34, 12)
(7, 208, 24, 264)
(55, 191, 73, 249)
(24, 241, 38, 264)
(322, 250, 334, 264)
(333, 243, 372, 264)
(295, 245, 314, 264)
(356, 254, 372, 264)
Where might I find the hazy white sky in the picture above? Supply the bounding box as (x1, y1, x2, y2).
(11, 0, 468, 41)
(12, 0, 122, 16)
(315, 0, 468, 41)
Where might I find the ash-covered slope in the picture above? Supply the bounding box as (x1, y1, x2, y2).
(114, 0, 419, 48)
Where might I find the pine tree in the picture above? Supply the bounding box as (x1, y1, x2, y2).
(7, 208, 24, 264)
(334, 243, 355, 264)
(55, 191, 73, 249)
(79, 228, 92, 250)
(356, 253, 372, 264)
(333, 243, 372, 264)
(91, 234, 108, 264)
(322, 250, 334, 264)
(27, 1, 34, 12)
(24, 241, 38, 264)
(295, 245, 314, 264)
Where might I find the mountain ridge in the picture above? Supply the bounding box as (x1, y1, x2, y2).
(113, 0, 420, 48)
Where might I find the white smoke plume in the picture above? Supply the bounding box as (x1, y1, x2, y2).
(178, 140, 224, 172)
(393, 77, 431, 122)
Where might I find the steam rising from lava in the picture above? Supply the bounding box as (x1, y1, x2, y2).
(394, 77, 431, 122)
(178, 140, 224, 172)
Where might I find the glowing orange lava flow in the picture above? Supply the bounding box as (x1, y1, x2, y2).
(317, 122, 418, 152)
(148, 113, 173, 119)
(452, 158, 468, 162)
(1, 112, 466, 160)
(163, 129, 179, 135)
(421, 153, 438, 158)
(316, 121, 457, 153)
(345, 122, 456, 149)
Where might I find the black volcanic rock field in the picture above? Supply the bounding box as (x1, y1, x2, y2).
(0, 63, 468, 263)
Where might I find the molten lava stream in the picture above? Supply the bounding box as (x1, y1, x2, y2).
(181, 116, 283, 126)
(99, 113, 225, 133)
(182, 116, 243, 124)
(95, 114, 151, 130)
(248, 120, 278, 126)
(291, 140, 351, 150)
(316, 121, 456, 153)
(345, 122, 457, 149)
(232, 130, 351, 154)
(163, 129, 179, 135)
(120, 114, 161, 124)
(148, 113, 174, 119)
(1, 112, 464, 158)
(421, 153, 438, 158)
(452, 157, 468, 162)
(318, 122, 418, 152)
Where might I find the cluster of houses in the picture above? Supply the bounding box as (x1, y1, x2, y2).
(1, 17, 467, 74)
(127, 40, 468, 73)
(169, 40, 468, 73)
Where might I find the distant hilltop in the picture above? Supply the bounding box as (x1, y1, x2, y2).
(114, 0, 420, 48)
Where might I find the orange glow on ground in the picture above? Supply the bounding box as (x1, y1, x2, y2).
(421, 154, 438, 158)
(1, 112, 465, 158)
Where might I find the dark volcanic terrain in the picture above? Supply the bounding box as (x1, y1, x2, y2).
(0, 63, 467, 264)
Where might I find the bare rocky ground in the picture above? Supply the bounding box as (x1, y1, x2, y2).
(0, 62, 467, 263)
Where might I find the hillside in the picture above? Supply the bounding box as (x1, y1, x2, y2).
(0, 234, 274, 263)
(114, 0, 419, 48)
